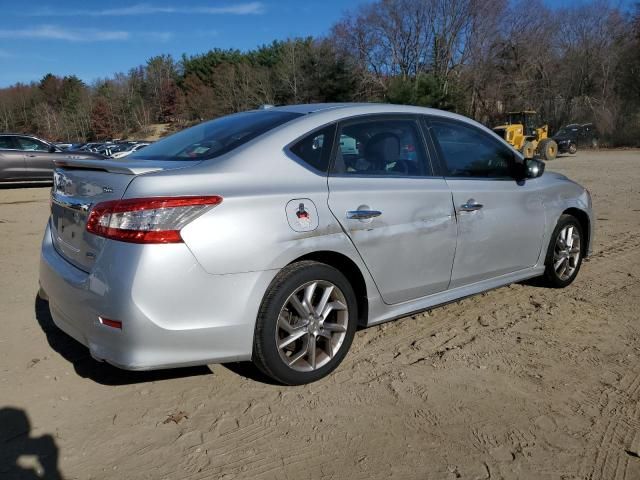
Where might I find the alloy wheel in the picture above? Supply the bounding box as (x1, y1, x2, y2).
(276, 280, 349, 372)
(553, 225, 581, 281)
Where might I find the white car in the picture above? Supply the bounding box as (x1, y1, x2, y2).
(111, 143, 150, 159)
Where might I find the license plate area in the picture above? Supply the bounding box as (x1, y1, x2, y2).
(50, 197, 95, 271)
(53, 203, 88, 252)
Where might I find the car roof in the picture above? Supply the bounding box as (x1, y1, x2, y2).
(264, 102, 473, 125)
(0, 133, 42, 137)
(267, 103, 366, 114)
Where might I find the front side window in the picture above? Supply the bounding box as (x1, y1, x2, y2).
(130, 110, 302, 161)
(16, 137, 49, 152)
(332, 118, 430, 177)
(429, 120, 515, 178)
(289, 124, 336, 173)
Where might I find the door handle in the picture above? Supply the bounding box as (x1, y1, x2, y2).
(346, 210, 382, 220)
(459, 199, 483, 212)
(27, 154, 37, 157)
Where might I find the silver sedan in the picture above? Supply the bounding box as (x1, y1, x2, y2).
(39, 103, 593, 384)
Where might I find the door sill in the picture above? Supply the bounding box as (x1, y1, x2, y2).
(367, 266, 545, 326)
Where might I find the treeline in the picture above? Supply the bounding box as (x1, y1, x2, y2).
(1, 0, 639, 145)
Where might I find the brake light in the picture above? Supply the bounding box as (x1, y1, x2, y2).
(86, 196, 222, 244)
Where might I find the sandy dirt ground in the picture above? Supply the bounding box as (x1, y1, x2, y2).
(1, 150, 639, 480)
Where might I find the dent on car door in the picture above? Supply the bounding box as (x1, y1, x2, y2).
(426, 117, 546, 288)
(327, 115, 457, 305)
(16, 137, 55, 179)
(0, 136, 28, 180)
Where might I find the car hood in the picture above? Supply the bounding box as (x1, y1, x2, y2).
(545, 171, 570, 181)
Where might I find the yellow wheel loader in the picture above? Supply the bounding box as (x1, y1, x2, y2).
(493, 111, 558, 160)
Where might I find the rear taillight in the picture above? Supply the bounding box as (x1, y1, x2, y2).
(99, 317, 122, 329)
(86, 196, 222, 244)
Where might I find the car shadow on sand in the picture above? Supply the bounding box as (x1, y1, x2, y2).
(221, 362, 283, 385)
(34, 296, 212, 386)
(518, 277, 550, 288)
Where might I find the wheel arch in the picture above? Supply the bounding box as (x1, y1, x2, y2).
(288, 251, 369, 327)
(562, 207, 590, 256)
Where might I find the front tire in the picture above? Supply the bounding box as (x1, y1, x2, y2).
(521, 141, 536, 159)
(569, 143, 577, 155)
(542, 214, 584, 288)
(252, 261, 358, 385)
(538, 138, 558, 161)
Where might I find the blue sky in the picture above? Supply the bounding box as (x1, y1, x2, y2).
(0, 0, 636, 88)
(0, 0, 370, 87)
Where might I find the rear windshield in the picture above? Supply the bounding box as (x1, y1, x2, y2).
(130, 110, 302, 161)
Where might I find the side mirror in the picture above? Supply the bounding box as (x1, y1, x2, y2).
(49, 145, 57, 153)
(525, 158, 545, 178)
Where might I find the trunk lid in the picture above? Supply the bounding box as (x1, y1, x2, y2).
(50, 158, 200, 272)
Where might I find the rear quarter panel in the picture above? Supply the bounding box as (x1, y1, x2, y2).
(122, 139, 377, 289)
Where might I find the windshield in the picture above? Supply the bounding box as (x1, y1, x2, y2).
(130, 110, 302, 161)
(556, 127, 579, 137)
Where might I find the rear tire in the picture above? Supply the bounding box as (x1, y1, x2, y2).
(542, 214, 584, 288)
(538, 138, 558, 161)
(252, 261, 358, 385)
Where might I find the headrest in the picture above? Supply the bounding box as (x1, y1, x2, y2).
(364, 133, 400, 169)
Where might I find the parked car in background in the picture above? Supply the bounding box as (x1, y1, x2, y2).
(39, 103, 593, 385)
(95, 143, 124, 157)
(69, 143, 87, 150)
(553, 123, 599, 154)
(74, 142, 105, 152)
(0, 134, 104, 182)
(110, 142, 150, 159)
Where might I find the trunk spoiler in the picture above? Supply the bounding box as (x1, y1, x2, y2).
(54, 158, 201, 175)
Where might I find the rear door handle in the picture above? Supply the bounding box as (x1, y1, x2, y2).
(346, 210, 382, 220)
(459, 199, 483, 212)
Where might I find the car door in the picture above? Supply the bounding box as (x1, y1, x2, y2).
(426, 117, 546, 289)
(327, 115, 457, 305)
(15, 136, 56, 180)
(0, 135, 29, 181)
(576, 126, 588, 148)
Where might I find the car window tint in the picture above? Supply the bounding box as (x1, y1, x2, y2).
(130, 110, 302, 161)
(430, 120, 514, 178)
(289, 124, 335, 173)
(332, 118, 430, 177)
(16, 137, 49, 152)
(0, 136, 16, 149)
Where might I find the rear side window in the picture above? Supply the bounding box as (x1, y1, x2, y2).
(130, 110, 302, 161)
(289, 124, 336, 173)
(332, 118, 431, 177)
(0, 136, 16, 149)
(430, 119, 515, 178)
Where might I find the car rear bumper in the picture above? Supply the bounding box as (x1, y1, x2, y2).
(39, 221, 276, 370)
